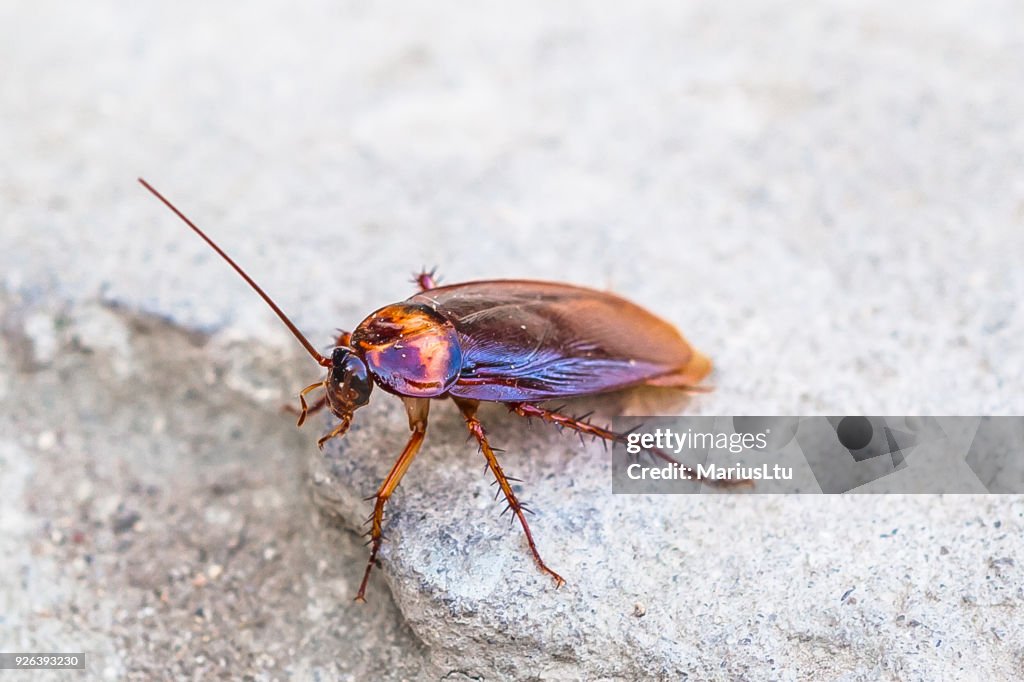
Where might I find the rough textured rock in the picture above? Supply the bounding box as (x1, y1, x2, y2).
(3, 0, 1024, 679)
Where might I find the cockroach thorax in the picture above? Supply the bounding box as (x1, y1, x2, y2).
(350, 303, 463, 398)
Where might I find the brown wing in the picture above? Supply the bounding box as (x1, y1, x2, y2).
(406, 280, 710, 402)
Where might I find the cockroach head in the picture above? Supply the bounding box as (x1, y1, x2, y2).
(325, 346, 374, 418)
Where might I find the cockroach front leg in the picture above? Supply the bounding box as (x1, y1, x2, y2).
(509, 403, 752, 488)
(355, 397, 430, 602)
(453, 398, 565, 589)
(317, 415, 354, 450)
(292, 393, 328, 425)
(289, 381, 326, 427)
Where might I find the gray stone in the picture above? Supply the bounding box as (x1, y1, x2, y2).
(3, 0, 1024, 679)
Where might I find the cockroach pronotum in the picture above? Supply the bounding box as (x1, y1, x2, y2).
(139, 178, 726, 601)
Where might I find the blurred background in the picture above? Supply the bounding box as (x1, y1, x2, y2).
(2, 1, 1022, 679)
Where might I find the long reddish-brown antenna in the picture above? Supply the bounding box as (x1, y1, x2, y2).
(138, 178, 330, 367)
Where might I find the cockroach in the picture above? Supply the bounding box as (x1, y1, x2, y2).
(139, 178, 720, 601)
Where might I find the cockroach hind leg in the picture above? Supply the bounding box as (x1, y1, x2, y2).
(510, 403, 752, 489)
(510, 403, 621, 449)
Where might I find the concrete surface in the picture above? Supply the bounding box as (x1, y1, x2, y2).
(2, 0, 1023, 679)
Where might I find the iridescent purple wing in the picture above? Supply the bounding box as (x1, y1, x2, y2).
(407, 280, 710, 402)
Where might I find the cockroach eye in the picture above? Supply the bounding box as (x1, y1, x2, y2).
(330, 348, 373, 407)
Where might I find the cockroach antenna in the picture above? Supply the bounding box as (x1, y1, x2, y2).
(138, 178, 331, 368)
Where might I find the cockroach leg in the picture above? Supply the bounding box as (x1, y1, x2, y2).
(453, 398, 566, 589)
(316, 414, 353, 450)
(291, 381, 326, 427)
(355, 426, 426, 600)
(413, 267, 440, 292)
(510, 402, 621, 446)
(355, 397, 430, 602)
(509, 403, 752, 489)
(291, 393, 327, 425)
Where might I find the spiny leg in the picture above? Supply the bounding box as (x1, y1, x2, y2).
(453, 398, 565, 588)
(356, 397, 430, 602)
(412, 267, 440, 292)
(509, 403, 751, 488)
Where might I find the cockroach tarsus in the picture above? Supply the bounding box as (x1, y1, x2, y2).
(139, 178, 731, 602)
